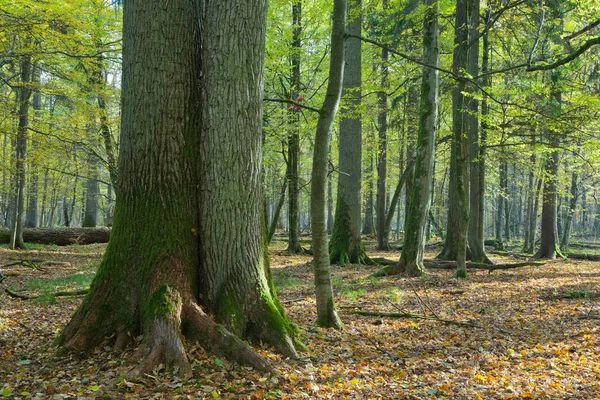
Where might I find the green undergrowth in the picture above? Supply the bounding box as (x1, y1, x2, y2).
(13, 271, 96, 304)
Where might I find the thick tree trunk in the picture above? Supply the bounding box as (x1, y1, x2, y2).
(393, 0, 440, 276)
(310, 0, 346, 329)
(287, 0, 302, 253)
(330, 0, 370, 265)
(199, 0, 301, 357)
(10, 57, 32, 250)
(59, 0, 294, 375)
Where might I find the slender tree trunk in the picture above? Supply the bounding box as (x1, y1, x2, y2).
(82, 157, 99, 227)
(268, 178, 287, 243)
(25, 67, 41, 228)
(392, 0, 439, 276)
(330, 0, 370, 265)
(327, 165, 334, 234)
(310, 0, 346, 329)
(466, 0, 491, 264)
(438, 0, 469, 278)
(362, 130, 375, 235)
(287, 0, 302, 253)
(376, 4, 389, 250)
(10, 57, 32, 250)
(560, 171, 578, 252)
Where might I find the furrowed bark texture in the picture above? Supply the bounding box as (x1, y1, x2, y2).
(330, 0, 370, 265)
(59, 0, 279, 375)
(395, 0, 439, 277)
(199, 0, 300, 357)
(310, 0, 346, 330)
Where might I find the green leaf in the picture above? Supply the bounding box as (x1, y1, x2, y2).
(88, 385, 100, 392)
(18, 359, 31, 365)
(1, 388, 12, 397)
(214, 359, 224, 367)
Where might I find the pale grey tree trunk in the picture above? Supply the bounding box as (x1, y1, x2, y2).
(330, 0, 370, 265)
(310, 0, 346, 329)
(560, 171, 578, 252)
(10, 57, 32, 250)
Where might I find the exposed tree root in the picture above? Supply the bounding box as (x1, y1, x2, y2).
(2, 259, 72, 271)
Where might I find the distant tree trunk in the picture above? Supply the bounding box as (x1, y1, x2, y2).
(496, 161, 508, 243)
(268, 178, 287, 243)
(523, 153, 536, 253)
(287, 0, 302, 253)
(82, 157, 99, 228)
(39, 168, 49, 227)
(534, 70, 563, 260)
(560, 171, 578, 252)
(25, 67, 41, 228)
(362, 130, 374, 235)
(310, 0, 346, 329)
(10, 57, 32, 250)
(392, 0, 439, 276)
(376, 5, 389, 250)
(330, 0, 370, 265)
(327, 165, 334, 234)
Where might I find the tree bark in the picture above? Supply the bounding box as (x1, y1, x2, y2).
(310, 0, 346, 329)
(10, 57, 32, 250)
(25, 67, 41, 228)
(466, 0, 491, 265)
(0, 227, 110, 245)
(330, 0, 371, 265)
(59, 0, 297, 375)
(287, 0, 302, 253)
(560, 171, 578, 252)
(376, 0, 389, 250)
(389, 0, 439, 277)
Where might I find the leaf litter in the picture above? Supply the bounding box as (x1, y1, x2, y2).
(0, 239, 598, 399)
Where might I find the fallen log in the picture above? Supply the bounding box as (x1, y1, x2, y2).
(348, 309, 483, 329)
(566, 253, 600, 261)
(0, 228, 110, 246)
(424, 259, 546, 271)
(5, 287, 88, 300)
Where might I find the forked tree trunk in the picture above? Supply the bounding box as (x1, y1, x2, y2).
(330, 0, 371, 265)
(310, 0, 346, 329)
(59, 0, 297, 376)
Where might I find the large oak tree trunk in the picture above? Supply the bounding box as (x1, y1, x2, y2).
(199, 0, 301, 357)
(59, 0, 296, 375)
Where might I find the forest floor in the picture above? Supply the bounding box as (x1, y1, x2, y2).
(0, 238, 599, 399)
